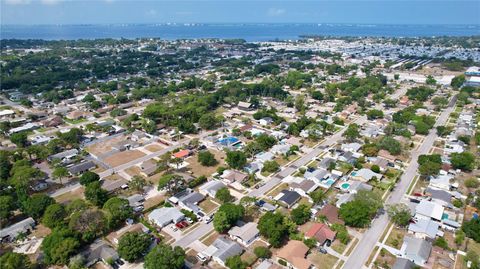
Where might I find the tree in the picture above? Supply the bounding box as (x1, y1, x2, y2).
(451, 152, 475, 171)
(213, 203, 244, 233)
(42, 203, 66, 228)
(197, 150, 218, 166)
(0, 252, 32, 269)
(309, 189, 326, 204)
(331, 224, 350, 244)
(426, 75, 436, 85)
(79, 171, 100, 186)
(339, 190, 382, 228)
(371, 165, 381, 173)
(103, 197, 133, 229)
(343, 124, 360, 142)
(462, 218, 480, 243)
(198, 113, 218, 130)
(22, 194, 55, 219)
(362, 143, 379, 157)
(118, 232, 153, 262)
(386, 204, 412, 227)
(226, 151, 247, 169)
(254, 246, 272, 259)
(69, 208, 106, 243)
(366, 109, 384, 120)
(41, 228, 80, 265)
(85, 181, 109, 206)
(144, 243, 185, 269)
(262, 160, 280, 173)
(258, 212, 288, 247)
(10, 132, 29, 147)
(290, 204, 311, 225)
(451, 74, 466, 89)
(52, 166, 69, 184)
(418, 161, 441, 177)
(379, 136, 402, 155)
(0, 195, 16, 223)
(215, 187, 234, 203)
(465, 178, 480, 189)
(436, 126, 451, 137)
(225, 255, 248, 269)
(130, 175, 148, 191)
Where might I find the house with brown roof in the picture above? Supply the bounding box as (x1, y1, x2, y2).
(221, 170, 248, 184)
(276, 240, 312, 269)
(318, 204, 344, 225)
(305, 223, 336, 246)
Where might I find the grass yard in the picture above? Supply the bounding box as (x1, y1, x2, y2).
(200, 231, 219, 246)
(199, 198, 219, 214)
(265, 183, 288, 197)
(186, 149, 226, 177)
(103, 150, 146, 167)
(308, 252, 338, 269)
(54, 186, 84, 204)
(331, 239, 348, 254)
(144, 143, 165, 152)
(373, 248, 396, 269)
(241, 250, 257, 266)
(385, 228, 406, 249)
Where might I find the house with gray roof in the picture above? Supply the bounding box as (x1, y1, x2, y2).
(393, 258, 416, 269)
(275, 190, 301, 208)
(83, 240, 119, 267)
(408, 218, 440, 239)
(400, 236, 432, 265)
(228, 222, 259, 246)
(68, 160, 96, 175)
(48, 148, 78, 163)
(202, 237, 243, 266)
(199, 180, 227, 198)
(351, 168, 382, 182)
(0, 217, 35, 242)
(148, 207, 184, 228)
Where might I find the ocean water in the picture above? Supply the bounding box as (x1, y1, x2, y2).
(1, 24, 479, 41)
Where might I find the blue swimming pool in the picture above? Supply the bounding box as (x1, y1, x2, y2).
(341, 183, 351, 190)
(351, 172, 357, 176)
(322, 178, 335, 187)
(218, 136, 240, 146)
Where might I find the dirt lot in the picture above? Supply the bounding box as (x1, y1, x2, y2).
(31, 224, 51, 238)
(103, 150, 146, 167)
(86, 135, 126, 156)
(186, 149, 226, 177)
(199, 198, 219, 215)
(54, 186, 85, 204)
(308, 251, 338, 269)
(145, 143, 165, 152)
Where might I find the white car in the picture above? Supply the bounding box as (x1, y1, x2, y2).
(204, 215, 212, 224)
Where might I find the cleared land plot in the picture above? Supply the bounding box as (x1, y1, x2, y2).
(145, 143, 165, 152)
(308, 251, 338, 269)
(54, 186, 85, 204)
(86, 135, 126, 156)
(199, 198, 219, 215)
(186, 149, 226, 177)
(386, 228, 406, 249)
(103, 150, 145, 167)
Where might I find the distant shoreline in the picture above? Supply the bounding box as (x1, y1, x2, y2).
(1, 23, 479, 41)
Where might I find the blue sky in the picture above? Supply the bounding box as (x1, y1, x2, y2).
(1, 0, 479, 25)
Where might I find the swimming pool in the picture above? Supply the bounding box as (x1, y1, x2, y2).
(442, 213, 449, 220)
(322, 178, 335, 187)
(218, 136, 240, 146)
(340, 183, 351, 190)
(351, 172, 357, 176)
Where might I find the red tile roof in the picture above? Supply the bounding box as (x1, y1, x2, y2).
(305, 223, 336, 245)
(173, 149, 190, 159)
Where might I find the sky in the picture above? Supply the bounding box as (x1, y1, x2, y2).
(1, 0, 480, 25)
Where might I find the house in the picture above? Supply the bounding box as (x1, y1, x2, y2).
(425, 187, 452, 207)
(341, 142, 362, 152)
(148, 207, 184, 228)
(256, 260, 283, 269)
(351, 168, 382, 182)
(245, 161, 263, 174)
(305, 223, 336, 246)
(276, 240, 312, 269)
(408, 218, 440, 239)
(415, 200, 444, 221)
(42, 116, 63, 127)
(255, 151, 275, 163)
(111, 140, 136, 151)
(275, 190, 301, 208)
(67, 110, 86, 120)
(335, 193, 354, 207)
(318, 204, 344, 225)
(131, 130, 148, 141)
(68, 161, 96, 175)
(428, 174, 452, 191)
(222, 170, 248, 184)
(173, 149, 191, 159)
(271, 144, 291, 155)
(140, 159, 157, 177)
(290, 179, 318, 197)
(30, 135, 52, 145)
(48, 149, 79, 163)
(199, 180, 227, 198)
(400, 236, 432, 265)
(202, 237, 243, 266)
(228, 222, 259, 246)
(393, 258, 416, 269)
(127, 194, 145, 207)
(0, 217, 35, 242)
(9, 122, 39, 134)
(256, 200, 277, 212)
(237, 101, 253, 111)
(107, 223, 149, 245)
(83, 240, 119, 267)
(259, 117, 273, 126)
(178, 191, 205, 213)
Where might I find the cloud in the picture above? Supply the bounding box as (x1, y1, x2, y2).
(40, 0, 60, 5)
(267, 7, 286, 17)
(4, 0, 31, 5)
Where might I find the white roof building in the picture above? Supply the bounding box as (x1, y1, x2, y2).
(148, 207, 184, 228)
(415, 200, 444, 221)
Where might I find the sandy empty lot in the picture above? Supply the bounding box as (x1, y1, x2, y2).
(86, 135, 127, 156)
(103, 150, 145, 167)
(145, 143, 165, 152)
(187, 149, 226, 177)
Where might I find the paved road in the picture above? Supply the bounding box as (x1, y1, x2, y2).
(342, 95, 456, 269)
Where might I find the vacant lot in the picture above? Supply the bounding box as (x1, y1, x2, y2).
(187, 149, 226, 177)
(145, 143, 165, 152)
(104, 150, 145, 167)
(308, 251, 338, 269)
(54, 186, 85, 204)
(199, 198, 219, 214)
(86, 135, 126, 156)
